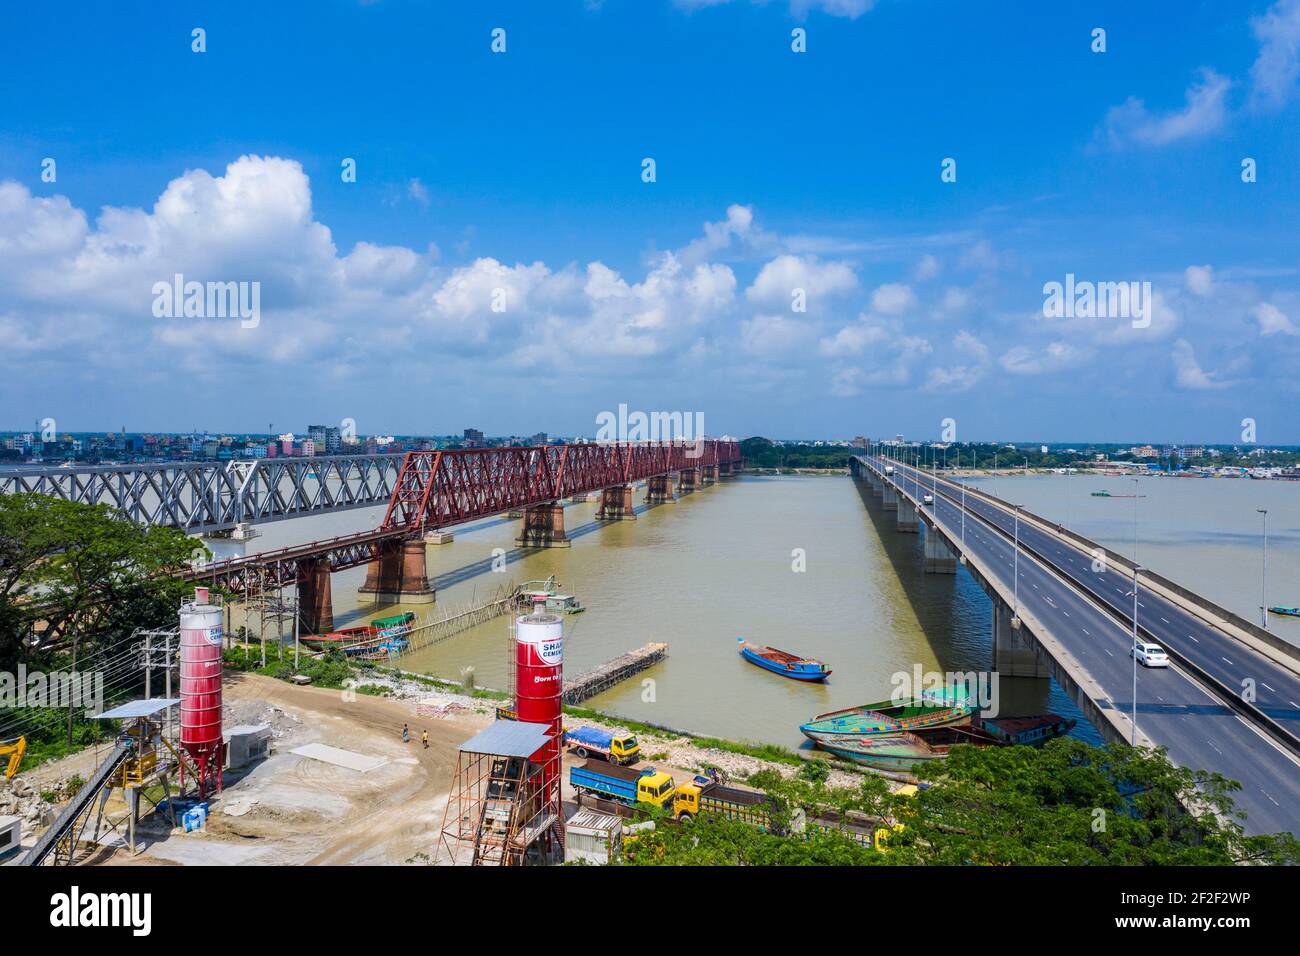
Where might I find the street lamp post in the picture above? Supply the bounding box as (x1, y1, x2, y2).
(1128, 566, 1144, 747)
(1013, 504, 1021, 622)
(1258, 508, 1269, 630)
(1132, 477, 1140, 563)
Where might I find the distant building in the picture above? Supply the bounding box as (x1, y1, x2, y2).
(464, 428, 484, 444)
(301, 439, 316, 457)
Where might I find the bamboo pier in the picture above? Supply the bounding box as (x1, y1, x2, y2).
(398, 584, 518, 656)
(562, 642, 668, 705)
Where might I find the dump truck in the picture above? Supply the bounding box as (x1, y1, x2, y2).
(569, 760, 676, 809)
(565, 726, 640, 765)
(672, 777, 777, 827)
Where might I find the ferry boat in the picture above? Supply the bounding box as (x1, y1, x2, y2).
(814, 724, 1002, 771)
(544, 594, 585, 614)
(800, 690, 972, 740)
(738, 638, 831, 682)
(1091, 489, 1145, 498)
(1268, 605, 1300, 618)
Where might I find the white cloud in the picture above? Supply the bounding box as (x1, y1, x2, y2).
(1250, 0, 1300, 111)
(1171, 338, 1235, 390)
(913, 254, 941, 282)
(745, 254, 857, 307)
(1185, 264, 1213, 296)
(999, 340, 1091, 376)
(1254, 302, 1298, 335)
(1103, 69, 1231, 148)
(674, 0, 875, 19)
(870, 282, 917, 315)
(924, 330, 990, 392)
(407, 178, 430, 209)
(739, 313, 815, 358)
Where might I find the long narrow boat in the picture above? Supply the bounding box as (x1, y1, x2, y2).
(303, 624, 378, 647)
(1268, 605, 1300, 618)
(814, 724, 1003, 771)
(800, 690, 972, 741)
(738, 638, 831, 682)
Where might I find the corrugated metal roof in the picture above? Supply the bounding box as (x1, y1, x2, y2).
(458, 720, 553, 757)
(566, 808, 622, 833)
(92, 698, 180, 719)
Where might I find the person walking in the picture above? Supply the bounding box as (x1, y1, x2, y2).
(402, 723, 410, 744)
(421, 729, 429, 750)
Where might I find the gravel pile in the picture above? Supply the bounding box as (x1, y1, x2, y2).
(0, 775, 55, 825)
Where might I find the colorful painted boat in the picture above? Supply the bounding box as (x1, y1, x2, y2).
(814, 724, 1003, 771)
(974, 713, 1076, 746)
(371, 611, 416, 633)
(800, 690, 972, 741)
(738, 638, 831, 682)
(304, 624, 378, 646)
(1268, 605, 1300, 618)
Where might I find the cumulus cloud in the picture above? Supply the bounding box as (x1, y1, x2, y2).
(999, 340, 1092, 376)
(1103, 69, 1231, 148)
(745, 254, 857, 308)
(870, 283, 917, 316)
(1250, 0, 1300, 111)
(1185, 264, 1213, 296)
(1254, 302, 1298, 335)
(1171, 338, 1236, 389)
(924, 330, 990, 392)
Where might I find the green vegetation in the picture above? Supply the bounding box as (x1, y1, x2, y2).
(222, 646, 356, 689)
(689, 735, 802, 767)
(740, 437, 851, 470)
(622, 739, 1300, 866)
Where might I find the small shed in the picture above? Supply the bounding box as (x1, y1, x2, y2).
(225, 724, 272, 769)
(564, 808, 623, 865)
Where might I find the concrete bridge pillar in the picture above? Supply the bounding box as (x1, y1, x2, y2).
(896, 503, 919, 533)
(677, 469, 698, 495)
(991, 599, 1049, 678)
(597, 484, 637, 520)
(359, 538, 436, 606)
(516, 502, 570, 548)
(645, 475, 675, 504)
(702, 465, 719, 486)
(881, 486, 899, 512)
(297, 558, 334, 635)
(923, 526, 957, 573)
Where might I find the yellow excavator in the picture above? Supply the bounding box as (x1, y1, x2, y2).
(1, 736, 27, 779)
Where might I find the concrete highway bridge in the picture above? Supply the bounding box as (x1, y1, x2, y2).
(182, 440, 742, 633)
(853, 452, 1300, 836)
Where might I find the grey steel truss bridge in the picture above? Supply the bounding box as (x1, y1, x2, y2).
(0, 453, 404, 534)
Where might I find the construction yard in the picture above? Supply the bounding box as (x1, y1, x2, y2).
(12, 668, 866, 866)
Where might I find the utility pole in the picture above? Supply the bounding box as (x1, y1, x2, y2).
(1129, 566, 1143, 747)
(1258, 508, 1269, 629)
(1132, 477, 1139, 563)
(1012, 504, 1021, 622)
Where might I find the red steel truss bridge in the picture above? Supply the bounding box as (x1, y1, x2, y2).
(182, 440, 742, 630)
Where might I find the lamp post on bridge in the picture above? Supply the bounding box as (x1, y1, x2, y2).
(1012, 504, 1022, 625)
(1131, 477, 1140, 563)
(1258, 507, 1269, 630)
(1127, 566, 1145, 747)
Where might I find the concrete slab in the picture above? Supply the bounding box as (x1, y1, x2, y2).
(289, 743, 389, 774)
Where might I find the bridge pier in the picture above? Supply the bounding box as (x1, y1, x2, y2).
(677, 469, 697, 495)
(645, 475, 675, 504)
(297, 558, 334, 635)
(991, 598, 1050, 678)
(359, 538, 436, 606)
(702, 465, 719, 486)
(597, 484, 637, 520)
(923, 525, 957, 573)
(896, 503, 919, 533)
(515, 502, 570, 548)
(881, 486, 899, 512)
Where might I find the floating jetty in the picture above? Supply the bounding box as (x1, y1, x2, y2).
(563, 642, 668, 704)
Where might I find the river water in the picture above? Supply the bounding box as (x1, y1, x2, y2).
(210, 474, 1101, 749)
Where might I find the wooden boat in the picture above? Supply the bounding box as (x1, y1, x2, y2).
(303, 624, 378, 646)
(974, 713, 1076, 746)
(800, 690, 972, 740)
(1268, 605, 1300, 618)
(738, 638, 831, 682)
(814, 724, 1003, 771)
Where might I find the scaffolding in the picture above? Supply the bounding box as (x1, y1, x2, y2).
(436, 720, 563, 866)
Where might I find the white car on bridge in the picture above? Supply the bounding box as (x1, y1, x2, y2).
(1131, 641, 1169, 668)
(922, 493, 934, 505)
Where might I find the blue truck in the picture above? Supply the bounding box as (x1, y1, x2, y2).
(569, 760, 677, 809)
(565, 725, 640, 765)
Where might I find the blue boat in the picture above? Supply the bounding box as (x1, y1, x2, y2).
(738, 638, 831, 682)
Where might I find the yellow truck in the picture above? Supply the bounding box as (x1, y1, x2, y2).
(565, 726, 641, 765)
(569, 760, 676, 808)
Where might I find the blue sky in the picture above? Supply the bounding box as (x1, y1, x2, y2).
(2, 1, 1299, 442)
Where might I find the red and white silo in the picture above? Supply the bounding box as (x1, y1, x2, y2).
(515, 604, 564, 783)
(179, 587, 225, 796)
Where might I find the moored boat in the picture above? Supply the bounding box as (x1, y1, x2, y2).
(814, 724, 1003, 771)
(1268, 605, 1300, 618)
(974, 713, 1076, 746)
(738, 638, 831, 682)
(800, 689, 972, 740)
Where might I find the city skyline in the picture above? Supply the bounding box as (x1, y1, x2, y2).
(3, 2, 1299, 442)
